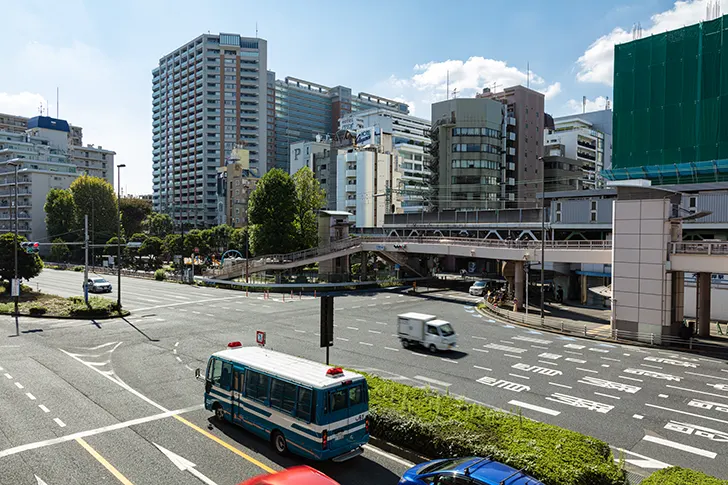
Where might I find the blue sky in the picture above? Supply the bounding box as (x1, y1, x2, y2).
(0, 0, 717, 194)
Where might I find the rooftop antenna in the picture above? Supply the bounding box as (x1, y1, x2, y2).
(56, 87, 59, 118)
(452, 88, 458, 99)
(256, 22, 258, 38)
(582, 95, 586, 114)
(527, 62, 530, 89)
(38, 102, 43, 115)
(605, 96, 611, 110)
(446, 70, 450, 100)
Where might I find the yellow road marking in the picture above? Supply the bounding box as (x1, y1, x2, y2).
(173, 415, 276, 474)
(76, 438, 135, 485)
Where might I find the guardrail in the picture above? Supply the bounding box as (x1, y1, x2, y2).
(670, 241, 728, 256)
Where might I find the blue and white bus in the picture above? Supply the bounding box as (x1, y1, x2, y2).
(201, 343, 369, 462)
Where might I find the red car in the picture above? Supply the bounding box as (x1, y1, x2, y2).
(239, 466, 340, 485)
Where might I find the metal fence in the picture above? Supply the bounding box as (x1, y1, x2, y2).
(670, 241, 728, 256)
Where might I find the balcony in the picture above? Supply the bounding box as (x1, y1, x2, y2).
(577, 138, 597, 150)
(345, 169, 357, 178)
(345, 184, 357, 192)
(345, 199, 356, 208)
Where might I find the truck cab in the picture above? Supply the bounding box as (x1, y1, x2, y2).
(397, 312, 457, 353)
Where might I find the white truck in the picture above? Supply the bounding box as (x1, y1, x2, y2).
(397, 312, 457, 353)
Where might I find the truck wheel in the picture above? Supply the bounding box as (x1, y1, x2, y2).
(401, 340, 409, 349)
(429, 344, 437, 353)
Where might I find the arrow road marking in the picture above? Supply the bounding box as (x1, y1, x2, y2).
(612, 447, 671, 470)
(35, 476, 48, 485)
(154, 443, 219, 485)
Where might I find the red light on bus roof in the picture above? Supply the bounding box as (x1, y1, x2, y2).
(326, 367, 344, 377)
(227, 341, 242, 348)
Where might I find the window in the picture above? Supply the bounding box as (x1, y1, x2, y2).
(348, 385, 365, 406)
(220, 362, 232, 390)
(590, 200, 598, 223)
(328, 389, 347, 412)
(270, 378, 297, 414)
(426, 325, 439, 336)
(296, 388, 312, 421)
(555, 202, 562, 223)
(209, 358, 222, 385)
(245, 371, 269, 402)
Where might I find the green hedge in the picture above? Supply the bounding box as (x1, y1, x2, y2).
(68, 296, 121, 317)
(154, 269, 166, 281)
(365, 374, 626, 485)
(641, 467, 728, 485)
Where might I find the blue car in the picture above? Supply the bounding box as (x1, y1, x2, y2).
(399, 457, 545, 485)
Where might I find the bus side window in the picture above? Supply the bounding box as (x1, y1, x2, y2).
(210, 358, 223, 386)
(329, 389, 347, 412)
(233, 369, 245, 393)
(245, 370, 269, 403)
(220, 362, 232, 391)
(296, 388, 312, 422)
(348, 385, 363, 406)
(270, 378, 297, 415)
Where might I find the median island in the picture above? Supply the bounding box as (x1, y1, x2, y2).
(0, 286, 128, 318)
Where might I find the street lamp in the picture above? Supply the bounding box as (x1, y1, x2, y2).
(538, 156, 545, 324)
(116, 164, 126, 309)
(8, 161, 19, 335)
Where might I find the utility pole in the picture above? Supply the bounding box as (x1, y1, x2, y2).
(116, 164, 126, 309)
(539, 156, 545, 323)
(84, 214, 89, 305)
(9, 161, 19, 335)
(91, 198, 95, 270)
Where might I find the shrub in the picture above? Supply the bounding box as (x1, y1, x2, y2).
(68, 296, 121, 317)
(365, 374, 626, 485)
(641, 467, 728, 485)
(154, 269, 166, 281)
(29, 306, 47, 316)
(73, 266, 84, 272)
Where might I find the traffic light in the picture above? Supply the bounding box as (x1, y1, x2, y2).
(20, 242, 39, 254)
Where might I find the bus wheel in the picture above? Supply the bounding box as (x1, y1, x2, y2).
(214, 404, 225, 421)
(271, 430, 288, 455)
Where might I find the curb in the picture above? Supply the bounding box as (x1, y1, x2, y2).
(368, 436, 429, 465)
(477, 306, 727, 358)
(0, 311, 131, 320)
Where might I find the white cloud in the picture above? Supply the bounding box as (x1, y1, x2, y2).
(565, 96, 610, 114)
(577, 0, 721, 85)
(0, 92, 47, 117)
(377, 57, 557, 120)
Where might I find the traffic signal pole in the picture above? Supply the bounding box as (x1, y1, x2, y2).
(84, 214, 89, 305)
(12, 162, 18, 336)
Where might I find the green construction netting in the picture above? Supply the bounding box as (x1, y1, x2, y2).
(613, 15, 728, 170)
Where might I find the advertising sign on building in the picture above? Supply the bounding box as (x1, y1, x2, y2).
(356, 128, 374, 147)
(340, 116, 365, 132)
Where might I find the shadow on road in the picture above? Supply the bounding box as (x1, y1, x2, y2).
(120, 316, 159, 342)
(404, 345, 468, 360)
(208, 417, 406, 484)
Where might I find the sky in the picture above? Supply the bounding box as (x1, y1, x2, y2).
(0, 0, 721, 195)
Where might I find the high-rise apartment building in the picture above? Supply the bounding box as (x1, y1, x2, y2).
(477, 85, 545, 206)
(1, 112, 83, 146)
(152, 33, 267, 228)
(0, 116, 115, 244)
(267, 75, 409, 173)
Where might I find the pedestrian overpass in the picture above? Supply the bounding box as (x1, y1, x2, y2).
(207, 235, 612, 280)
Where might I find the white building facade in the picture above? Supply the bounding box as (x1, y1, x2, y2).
(544, 115, 610, 189)
(339, 108, 430, 212)
(152, 33, 268, 228)
(288, 138, 331, 175)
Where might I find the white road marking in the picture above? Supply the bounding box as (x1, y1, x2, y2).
(613, 447, 670, 470)
(352, 306, 361, 309)
(293, 329, 306, 334)
(538, 360, 558, 366)
(441, 358, 458, 364)
(411, 352, 427, 358)
(509, 373, 530, 380)
(384, 347, 400, 352)
(471, 348, 490, 353)
(175, 357, 182, 362)
(367, 304, 376, 307)
(623, 353, 631, 356)
(642, 435, 716, 459)
(172, 349, 177, 355)
(363, 444, 414, 467)
(546, 393, 614, 413)
(512, 336, 552, 345)
(359, 342, 373, 347)
(641, 364, 663, 370)
(355, 319, 366, 323)
(531, 345, 549, 350)
(601, 364, 610, 368)
(698, 358, 721, 364)
(685, 371, 728, 382)
(666, 385, 728, 400)
(565, 357, 587, 364)
(336, 337, 349, 342)
(505, 354, 522, 359)
(347, 326, 359, 331)
(594, 392, 621, 400)
(14, 382, 23, 389)
(204, 313, 214, 317)
(0, 366, 3, 371)
(601, 357, 621, 362)
(550, 382, 572, 389)
(508, 400, 561, 416)
(618, 376, 644, 382)
(473, 365, 492, 371)
(646, 403, 728, 426)
(633, 414, 644, 419)
(185, 365, 195, 371)
(26, 393, 36, 400)
(577, 367, 599, 374)
(368, 330, 381, 334)
(53, 418, 66, 428)
(376, 321, 388, 326)
(4, 373, 12, 379)
(659, 394, 668, 398)
(472, 336, 487, 341)
(38, 405, 50, 413)
(174, 342, 179, 347)
(414, 376, 452, 387)
(191, 311, 200, 315)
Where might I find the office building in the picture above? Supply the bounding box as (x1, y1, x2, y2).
(152, 33, 268, 228)
(1, 112, 83, 146)
(606, 15, 728, 184)
(543, 113, 610, 191)
(0, 116, 115, 243)
(216, 145, 258, 228)
(289, 137, 331, 175)
(336, 130, 402, 227)
(339, 108, 430, 212)
(477, 85, 545, 206)
(430, 97, 510, 210)
(268, 75, 409, 173)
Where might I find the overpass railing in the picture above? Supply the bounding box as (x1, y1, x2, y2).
(670, 241, 728, 256)
(358, 235, 612, 250)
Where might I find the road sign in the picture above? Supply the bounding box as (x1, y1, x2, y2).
(256, 330, 266, 346)
(320, 296, 334, 348)
(10, 279, 19, 297)
(394, 264, 400, 270)
(126, 242, 142, 248)
(194, 247, 199, 253)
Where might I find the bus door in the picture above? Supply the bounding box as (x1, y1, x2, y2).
(231, 367, 245, 422)
(326, 387, 350, 450)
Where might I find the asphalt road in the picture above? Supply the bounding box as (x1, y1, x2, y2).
(0, 268, 727, 484)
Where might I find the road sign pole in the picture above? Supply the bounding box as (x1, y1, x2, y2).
(320, 296, 334, 365)
(84, 214, 89, 305)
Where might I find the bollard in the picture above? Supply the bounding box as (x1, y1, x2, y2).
(283, 293, 285, 302)
(246, 288, 248, 297)
(689, 337, 693, 350)
(314, 290, 317, 298)
(291, 290, 294, 299)
(299, 291, 302, 300)
(561, 321, 564, 332)
(650, 333, 654, 345)
(584, 325, 587, 337)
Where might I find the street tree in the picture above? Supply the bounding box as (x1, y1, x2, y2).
(183, 229, 209, 256)
(143, 212, 174, 238)
(293, 167, 326, 250)
(163, 233, 183, 259)
(104, 236, 126, 257)
(248, 168, 297, 255)
(44, 189, 76, 242)
(230, 227, 248, 254)
(120, 198, 152, 237)
(141, 236, 163, 268)
(69, 175, 118, 245)
(128, 233, 148, 268)
(207, 224, 233, 252)
(0, 233, 43, 284)
(49, 238, 71, 262)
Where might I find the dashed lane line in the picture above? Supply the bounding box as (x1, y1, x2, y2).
(14, 382, 24, 389)
(642, 435, 716, 459)
(25, 393, 35, 400)
(359, 342, 373, 347)
(38, 405, 50, 413)
(645, 403, 728, 426)
(594, 392, 621, 400)
(685, 371, 728, 382)
(368, 330, 381, 334)
(509, 373, 530, 380)
(550, 382, 572, 389)
(53, 418, 66, 428)
(384, 347, 400, 352)
(577, 368, 599, 374)
(508, 400, 561, 416)
(473, 365, 492, 371)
